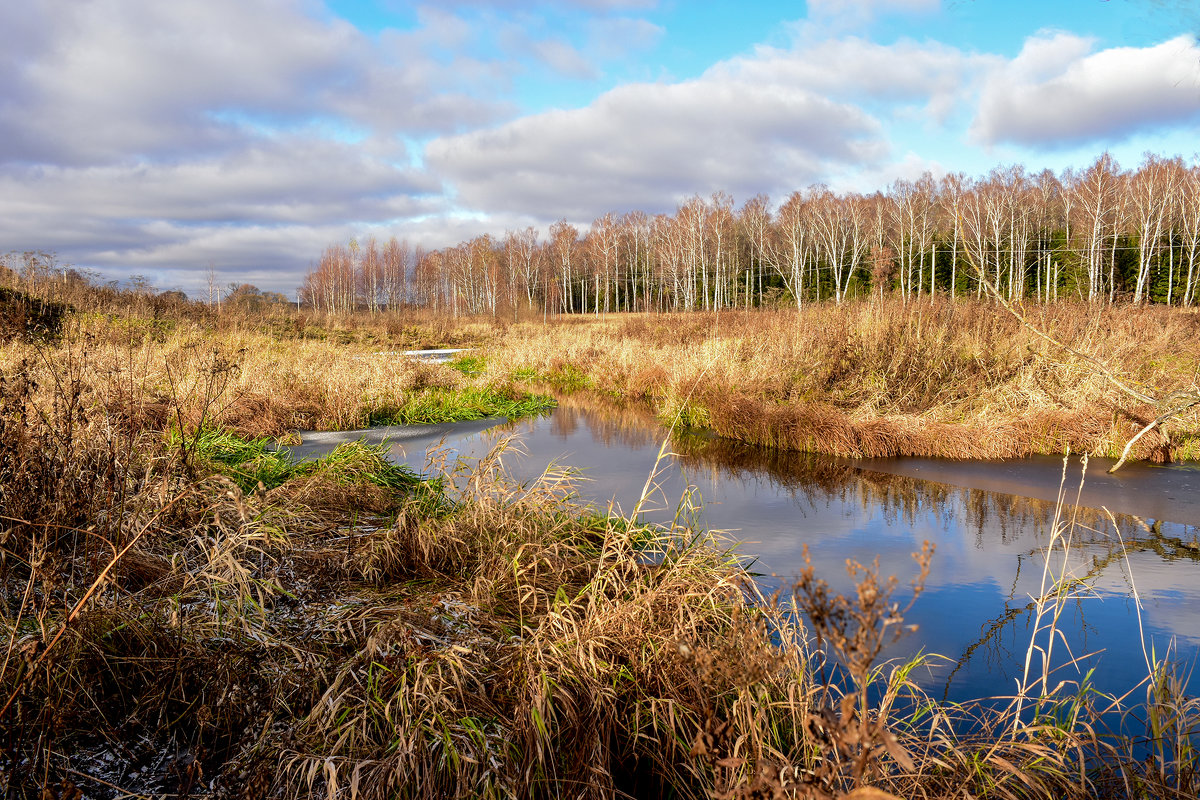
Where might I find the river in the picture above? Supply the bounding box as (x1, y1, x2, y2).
(285, 400, 1200, 706)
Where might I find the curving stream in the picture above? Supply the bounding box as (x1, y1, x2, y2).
(287, 400, 1200, 705)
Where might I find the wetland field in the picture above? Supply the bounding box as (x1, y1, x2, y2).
(2, 280, 1200, 799)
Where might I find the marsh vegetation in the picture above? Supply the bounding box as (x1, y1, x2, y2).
(2, 269, 1199, 798)
(482, 300, 1200, 464)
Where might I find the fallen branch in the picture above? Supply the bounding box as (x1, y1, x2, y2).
(1108, 394, 1200, 474)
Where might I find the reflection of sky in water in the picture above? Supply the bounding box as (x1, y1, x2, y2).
(298, 403, 1200, 704)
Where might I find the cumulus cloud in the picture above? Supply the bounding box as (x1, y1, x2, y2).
(971, 33, 1200, 147)
(0, 0, 518, 168)
(127, 221, 456, 296)
(0, 0, 525, 292)
(716, 36, 995, 120)
(426, 73, 886, 221)
(0, 141, 435, 224)
(0, 140, 442, 293)
(4, 1, 340, 165)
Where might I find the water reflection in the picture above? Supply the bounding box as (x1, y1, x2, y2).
(670, 426, 1200, 701)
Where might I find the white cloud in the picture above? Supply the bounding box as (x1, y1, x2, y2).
(0, 141, 443, 294)
(587, 17, 664, 59)
(971, 33, 1200, 148)
(2, 1, 346, 164)
(530, 38, 599, 79)
(717, 36, 995, 120)
(0, 0, 526, 293)
(0, 0, 514, 167)
(426, 74, 886, 221)
(497, 23, 599, 80)
(0, 140, 434, 222)
(832, 151, 947, 195)
(491, 12, 662, 82)
(432, 0, 657, 9)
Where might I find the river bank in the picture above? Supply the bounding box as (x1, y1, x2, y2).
(479, 299, 1200, 464)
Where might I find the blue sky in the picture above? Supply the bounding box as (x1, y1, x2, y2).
(1, 0, 1198, 295)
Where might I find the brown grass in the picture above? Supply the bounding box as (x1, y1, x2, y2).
(482, 298, 1200, 462)
(0, 312, 510, 446)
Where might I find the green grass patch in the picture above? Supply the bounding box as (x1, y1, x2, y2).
(447, 352, 486, 376)
(308, 440, 424, 492)
(371, 387, 555, 426)
(544, 364, 591, 393)
(1170, 431, 1200, 463)
(171, 428, 423, 494)
(511, 366, 539, 382)
(656, 397, 711, 430)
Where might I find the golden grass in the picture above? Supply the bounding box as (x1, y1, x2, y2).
(0, 311, 529, 443)
(482, 298, 1200, 462)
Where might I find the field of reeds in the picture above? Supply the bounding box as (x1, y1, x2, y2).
(2, 280, 1199, 797)
(480, 298, 1200, 464)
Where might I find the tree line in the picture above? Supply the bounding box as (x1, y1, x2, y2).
(300, 153, 1200, 315)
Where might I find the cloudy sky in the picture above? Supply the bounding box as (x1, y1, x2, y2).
(2, 0, 1198, 296)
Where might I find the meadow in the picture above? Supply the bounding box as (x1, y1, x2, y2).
(1, 280, 1198, 798)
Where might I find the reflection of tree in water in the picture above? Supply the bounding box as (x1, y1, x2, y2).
(673, 431, 1198, 551)
(536, 399, 1200, 687)
(674, 432, 1054, 544)
(548, 406, 580, 438)
(550, 395, 666, 450)
(671, 430, 1200, 698)
(943, 519, 1200, 699)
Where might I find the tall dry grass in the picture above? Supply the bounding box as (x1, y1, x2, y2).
(483, 298, 1200, 462)
(0, 312, 531, 445)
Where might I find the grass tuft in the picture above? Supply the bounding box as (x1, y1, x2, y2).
(371, 386, 555, 426)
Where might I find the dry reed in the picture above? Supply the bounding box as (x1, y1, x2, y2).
(480, 298, 1200, 463)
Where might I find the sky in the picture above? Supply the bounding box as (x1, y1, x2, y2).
(2, 0, 1199, 296)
